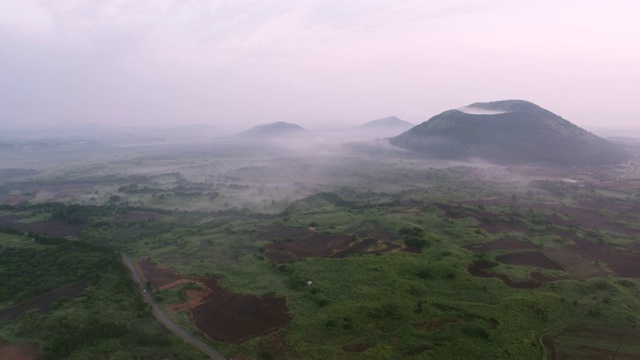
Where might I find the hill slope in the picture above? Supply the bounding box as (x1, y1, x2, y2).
(390, 100, 630, 166)
(238, 122, 306, 138)
(359, 116, 413, 130)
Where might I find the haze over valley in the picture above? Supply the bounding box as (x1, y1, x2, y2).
(1, 1, 640, 359)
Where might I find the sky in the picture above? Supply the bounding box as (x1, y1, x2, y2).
(1, 0, 639, 132)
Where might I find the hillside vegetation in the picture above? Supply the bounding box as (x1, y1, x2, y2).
(390, 100, 631, 165)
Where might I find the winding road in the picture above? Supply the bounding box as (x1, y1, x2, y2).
(121, 254, 227, 360)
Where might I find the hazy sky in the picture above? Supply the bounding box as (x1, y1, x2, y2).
(1, 0, 638, 131)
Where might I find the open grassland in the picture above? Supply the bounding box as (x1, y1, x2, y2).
(0, 140, 639, 359)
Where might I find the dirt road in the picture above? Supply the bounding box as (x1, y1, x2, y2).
(121, 254, 227, 360)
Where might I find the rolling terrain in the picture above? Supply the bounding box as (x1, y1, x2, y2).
(0, 123, 639, 359)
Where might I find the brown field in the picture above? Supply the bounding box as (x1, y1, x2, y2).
(265, 232, 353, 258)
(463, 237, 538, 254)
(0, 341, 39, 360)
(0, 216, 80, 238)
(543, 324, 640, 360)
(449, 198, 638, 236)
(467, 235, 640, 285)
(263, 234, 414, 263)
(191, 278, 291, 344)
(467, 260, 544, 289)
(569, 240, 640, 278)
(546, 208, 637, 236)
(137, 261, 291, 344)
(496, 251, 565, 271)
(542, 249, 609, 280)
(137, 259, 186, 290)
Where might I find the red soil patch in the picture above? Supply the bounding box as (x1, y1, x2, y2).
(117, 211, 158, 222)
(137, 259, 185, 290)
(170, 287, 212, 313)
(464, 237, 537, 254)
(137, 261, 291, 344)
(0, 342, 39, 360)
(158, 279, 192, 291)
(495, 251, 565, 271)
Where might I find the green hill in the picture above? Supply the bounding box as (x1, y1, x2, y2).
(390, 100, 630, 166)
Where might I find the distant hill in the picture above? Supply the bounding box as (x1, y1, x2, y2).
(390, 100, 631, 166)
(237, 122, 307, 138)
(359, 116, 413, 130)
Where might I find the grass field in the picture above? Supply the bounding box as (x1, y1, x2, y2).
(1, 140, 639, 359)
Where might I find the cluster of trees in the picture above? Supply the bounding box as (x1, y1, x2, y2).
(0, 230, 116, 303)
(399, 226, 430, 248)
(49, 321, 129, 357)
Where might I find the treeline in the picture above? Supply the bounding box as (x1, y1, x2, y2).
(51, 204, 115, 224)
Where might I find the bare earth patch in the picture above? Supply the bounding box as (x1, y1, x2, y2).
(543, 324, 640, 360)
(0, 217, 80, 238)
(496, 251, 565, 271)
(463, 237, 538, 254)
(137, 261, 291, 344)
(467, 260, 546, 289)
(263, 235, 414, 263)
(137, 259, 185, 290)
(0, 341, 39, 360)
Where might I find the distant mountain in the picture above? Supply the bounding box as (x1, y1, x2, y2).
(237, 122, 307, 138)
(390, 100, 631, 166)
(359, 116, 413, 130)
